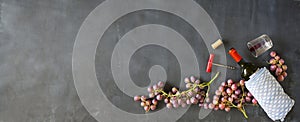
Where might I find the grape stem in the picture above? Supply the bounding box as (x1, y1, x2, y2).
(154, 72, 220, 99)
(224, 82, 249, 119)
(239, 82, 248, 118)
(225, 101, 248, 118)
(240, 106, 248, 118)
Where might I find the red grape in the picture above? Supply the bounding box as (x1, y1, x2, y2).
(156, 94, 163, 100)
(177, 99, 183, 105)
(190, 97, 198, 104)
(205, 98, 210, 103)
(234, 89, 241, 95)
(145, 100, 151, 106)
(184, 77, 190, 83)
(199, 98, 204, 103)
(226, 88, 232, 94)
(276, 67, 283, 74)
(195, 80, 200, 84)
(225, 107, 231, 112)
(141, 96, 147, 101)
(227, 79, 234, 85)
(213, 95, 219, 100)
(134, 95, 141, 101)
(188, 91, 194, 96)
(215, 90, 221, 96)
(275, 71, 281, 76)
(245, 96, 251, 102)
(213, 99, 218, 105)
(144, 106, 150, 112)
(196, 94, 202, 99)
(219, 86, 224, 92)
(275, 55, 280, 60)
(150, 105, 156, 110)
(221, 91, 227, 96)
(170, 99, 177, 105)
(194, 87, 200, 92)
(252, 98, 258, 104)
(203, 103, 208, 109)
(186, 83, 192, 89)
(152, 99, 158, 105)
(269, 58, 276, 64)
(198, 103, 204, 107)
(221, 97, 227, 102)
(214, 105, 219, 111)
(208, 103, 215, 109)
(190, 76, 196, 83)
(153, 84, 159, 90)
(270, 51, 276, 57)
(141, 102, 146, 107)
(219, 103, 225, 110)
(172, 87, 178, 93)
(282, 65, 288, 71)
(149, 93, 155, 98)
(221, 82, 226, 86)
(231, 84, 238, 91)
(277, 75, 284, 82)
(147, 86, 153, 93)
(166, 103, 172, 108)
(279, 59, 285, 65)
(247, 92, 253, 97)
(282, 72, 287, 77)
(157, 81, 165, 88)
(270, 65, 277, 71)
(231, 94, 238, 100)
(186, 99, 191, 105)
(228, 97, 233, 102)
(239, 80, 245, 86)
(173, 103, 179, 108)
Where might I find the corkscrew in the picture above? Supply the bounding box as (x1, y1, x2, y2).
(206, 54, 236, 73)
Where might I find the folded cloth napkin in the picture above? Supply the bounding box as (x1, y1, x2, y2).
(245, 67, 295, 121)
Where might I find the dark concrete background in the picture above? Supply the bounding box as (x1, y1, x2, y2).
(0, 0, 299, 121)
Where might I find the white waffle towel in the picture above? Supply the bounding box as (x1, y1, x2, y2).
(245, 67, 295, 121)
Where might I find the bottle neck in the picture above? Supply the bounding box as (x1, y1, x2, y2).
(237, 59, 246, 67)
(229, 48, 249, 68)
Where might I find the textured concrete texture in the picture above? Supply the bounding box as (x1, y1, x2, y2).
(0, 0, 300, 121)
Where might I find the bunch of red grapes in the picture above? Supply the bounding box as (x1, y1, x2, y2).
(133, 73, 258, 118)
(133, 81, 165, 112)
(133, 73, 219, 112)
(211, 79, 257, 118)
(269, 51, 288, 81)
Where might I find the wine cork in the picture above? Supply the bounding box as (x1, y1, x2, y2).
(211, 39, 223, 49)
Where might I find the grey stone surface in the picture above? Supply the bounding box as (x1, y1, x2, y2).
(0, 0, 299, 121)
(0, 0, 102, 121)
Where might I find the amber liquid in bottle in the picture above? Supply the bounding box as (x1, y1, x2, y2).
(228, 48, 258, 81)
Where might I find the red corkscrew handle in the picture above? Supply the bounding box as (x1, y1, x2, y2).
(206, 54, 215, 73)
